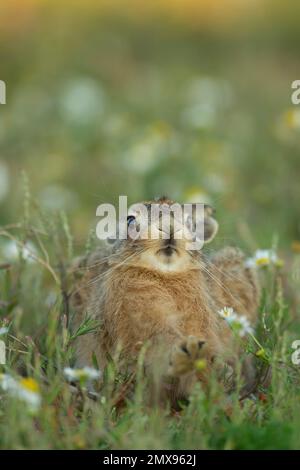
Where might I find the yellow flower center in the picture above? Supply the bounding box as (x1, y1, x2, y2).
(256, 257, 270, 266)
(194, 359, 207, 371)
(20, 377, 40, 393)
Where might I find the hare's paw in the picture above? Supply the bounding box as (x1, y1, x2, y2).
(168, 336, 206, 377)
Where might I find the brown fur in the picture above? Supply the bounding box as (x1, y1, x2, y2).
(71, 199, 260, 405)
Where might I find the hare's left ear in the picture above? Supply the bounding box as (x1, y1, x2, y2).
(184, 203, 219, 245)
(203, 204, 219, 243)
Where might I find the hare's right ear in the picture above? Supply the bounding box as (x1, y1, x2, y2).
(203, 204, 219, 243)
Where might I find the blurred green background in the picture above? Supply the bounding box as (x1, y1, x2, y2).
(0, 0, 300, 253)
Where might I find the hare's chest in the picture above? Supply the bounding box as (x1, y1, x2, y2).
(122, 284, 202, 331)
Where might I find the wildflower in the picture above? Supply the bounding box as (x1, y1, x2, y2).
(205, 173, 225, 194)
(0, 373, 17, 391)
(218, 307, 254, 337)
(186, 77, 234, 110)
(218, 306, 236, 321)
(73, 434, 86, 449)
(64, 366, 101, 384)
(184, 186, 212, 205)
(100, 396, 107, 405)
(236, 315, 254, 336)
(194, 358, 207, 371)
(0, 327, 8, 336)
(181, 103, 217, 129)
(245, 249, 283, 268)
(17, 378, 41, 410)
(255, 348, 270, 362)
(60, 77, 106, 125)
(123, 132, 165, 175)
(1, 240, 37, 264)
(0, 374, 41, 411)
(39, 185, 78, 211)
(183, 77, 233, 129)
(283, 108, 300, 130)
(20, 377, 40, 393)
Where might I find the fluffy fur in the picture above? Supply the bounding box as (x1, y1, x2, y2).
(71, 198, 260, 405)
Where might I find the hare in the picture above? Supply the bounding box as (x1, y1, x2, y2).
(71, 198, 260, 405)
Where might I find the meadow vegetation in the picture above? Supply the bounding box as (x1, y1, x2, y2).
(0, 0, 300, 449)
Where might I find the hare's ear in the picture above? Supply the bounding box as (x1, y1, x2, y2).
(203, 204, 218, 243)
(184, 203, 219, 245)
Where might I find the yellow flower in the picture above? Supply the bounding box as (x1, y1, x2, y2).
(256, 257, 271, 266)
(183, 187, 212, 205)
(73, 434, 86, 449)
(194, 358, 207, 371)
(19, 377, 40, 394)
(0, 374, 41, 411)
(274, 258, 284, 268)
(283, 109, 300, 129)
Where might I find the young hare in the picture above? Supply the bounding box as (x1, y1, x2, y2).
(71, 198, 260, 405)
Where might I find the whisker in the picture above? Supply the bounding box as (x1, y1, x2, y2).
(197, 260, 247, 312)
(82, 249, 146, 289)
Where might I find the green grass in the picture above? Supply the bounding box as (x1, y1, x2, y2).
(0, 197, 300, 450)
(1, 2, 300, 449)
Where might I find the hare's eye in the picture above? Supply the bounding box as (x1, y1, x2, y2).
(127, 215, 136, 227)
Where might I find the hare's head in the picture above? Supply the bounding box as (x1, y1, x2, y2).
(107, 197, 218, 273)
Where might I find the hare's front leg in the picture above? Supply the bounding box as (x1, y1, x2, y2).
(168, 336, 207, 377)
(167, 337, 235, 393)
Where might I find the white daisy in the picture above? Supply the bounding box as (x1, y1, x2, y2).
(236, 315, 254, 337)
(0, 374, 41, 411)
(218, 307, 254, 337)
(64, 366, 101, 383)
(38, 185, 79, 211)
(245, 249, 282, 268)
(2, 240, 37, 264)
(60, 77, 106, 125)
(218, 307, 236, 321)
(0, 373, 18, 391)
